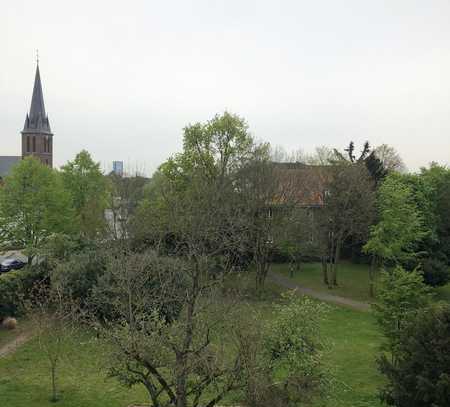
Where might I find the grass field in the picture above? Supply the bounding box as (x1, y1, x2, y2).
(272, 261, 450, 304)
(0, 329, 148, 407)
(272, 261, 377, 302)
(0, 272, 384, 407)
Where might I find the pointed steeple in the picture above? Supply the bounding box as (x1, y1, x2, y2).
(23, 62, 51, 134)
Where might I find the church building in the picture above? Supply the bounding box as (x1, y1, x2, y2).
(0, 61, 54, 180)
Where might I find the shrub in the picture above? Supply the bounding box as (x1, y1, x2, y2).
(51, 248, 107, 309)
(378, 303, 450, 407)
(263, 293, 332, 405)
(421, 257, 450, 287)
(2, 317, 17, 330)
(0, 264, 47, 320)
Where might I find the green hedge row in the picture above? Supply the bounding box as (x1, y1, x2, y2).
(0, 265, 47, 320)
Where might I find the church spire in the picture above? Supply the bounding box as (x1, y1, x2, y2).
(23, 61, 51, 133)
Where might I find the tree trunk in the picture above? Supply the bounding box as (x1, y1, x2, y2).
(321, 256, 329, 285)
(175, 357, 187, 407)
(51, 364, 57, 402)
(289, 260, 294, 278)
(332, 239, 342, 287)
(327, 235, 335, 289)
(369, 256, 376, 298)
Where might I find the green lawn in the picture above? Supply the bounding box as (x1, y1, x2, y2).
(0, 330, 148, 407)
(0, 274, 384, 407)
(272, 261, 450, 305)
(272, 261, 377, 302)
(319, 306, 383, 407)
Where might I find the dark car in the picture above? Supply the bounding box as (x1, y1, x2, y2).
(0, 258, 27, 273)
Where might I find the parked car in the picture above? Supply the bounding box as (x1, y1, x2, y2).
(0, 258, 27, 273)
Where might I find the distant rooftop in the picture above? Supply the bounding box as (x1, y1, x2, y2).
(0, 156, 21, 178)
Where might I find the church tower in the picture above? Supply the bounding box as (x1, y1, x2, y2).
(21, 61, 53, 167)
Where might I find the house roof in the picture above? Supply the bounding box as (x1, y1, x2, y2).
(0, 156, 21, 178)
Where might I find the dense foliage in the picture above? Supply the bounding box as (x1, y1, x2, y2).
(379, 303, 450, 407)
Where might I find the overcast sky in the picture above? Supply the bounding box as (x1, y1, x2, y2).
(2, 0, 449, 174)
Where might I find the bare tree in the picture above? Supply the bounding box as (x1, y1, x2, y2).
(374, 144, 407, 173)
(321, 163, 376, 287)
(24, 283, 78, 402)
(90, 250, 247, 407)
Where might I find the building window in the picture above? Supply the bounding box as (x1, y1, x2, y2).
(27, 136, 30, 152)
(32, 136, 36, 152)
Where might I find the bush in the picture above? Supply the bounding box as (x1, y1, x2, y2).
(378, 303, 450, 407)
(2, 317, 17, 330)
(51, 249, 107, 309)
(0, 264, 48, 320)
(421, 257, 450, 287)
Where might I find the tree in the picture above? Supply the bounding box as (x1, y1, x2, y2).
(90, 250, 245, 407)
(276, 206, 320, 277)
(378, 303, 450, 407)
(107, 173, 147, 241)
(236, 146, 282, 290)
(373, 144, 406, 173)
(0, 157, 74, 263)
(322, 162, 376, 287)
(372, 267, 431, 364)
(25, 282, 78, 402)
(135, 112, 275, 288)
(61, 150, 109, 239)
(364, 174, 426, 265)
(419, 164, 450, 267)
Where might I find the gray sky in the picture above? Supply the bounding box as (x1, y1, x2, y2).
(2, 0, 450, 174)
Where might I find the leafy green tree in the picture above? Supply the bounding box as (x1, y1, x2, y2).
(134, 112, 266, 277)
(161, 111, 254, 187)
(0, 157, 74, 262)
(419, 164, 450, 260)
(364, 174, 426, 267)
(373, 267, 431, 363)
(378, 303, 450, 407)
(61, 150, 109, 238)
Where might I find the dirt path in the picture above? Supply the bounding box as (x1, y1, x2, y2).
(267, 271, 370, 311)
(0, 332, 33, 358)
